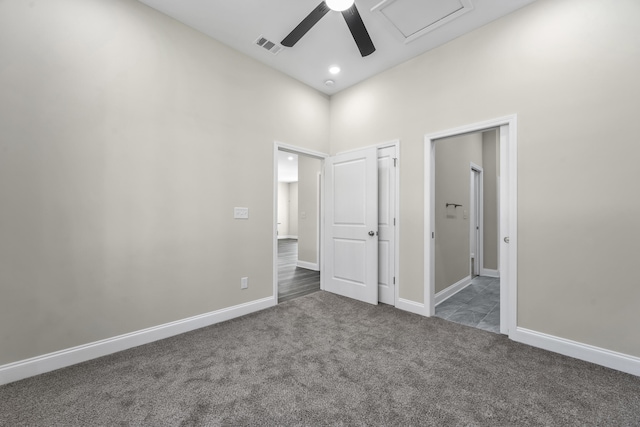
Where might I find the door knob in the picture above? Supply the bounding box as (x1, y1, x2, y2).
(368, 231, 375, 236)
(504, 237, 510, 243)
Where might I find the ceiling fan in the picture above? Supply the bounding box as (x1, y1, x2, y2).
(281, 0, 376, 57)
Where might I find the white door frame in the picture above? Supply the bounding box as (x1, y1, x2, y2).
(470, 163, 483, 278)
(424, 115, 517, 335)
(334, 140, 400, 307)
(273, 142, 328, 304)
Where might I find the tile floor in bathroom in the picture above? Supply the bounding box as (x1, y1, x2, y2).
(434, 276, 500, 333)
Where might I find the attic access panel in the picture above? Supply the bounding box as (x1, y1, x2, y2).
(371, 0, 474, 44)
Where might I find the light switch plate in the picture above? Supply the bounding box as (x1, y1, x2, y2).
(234, 207, 249, 219)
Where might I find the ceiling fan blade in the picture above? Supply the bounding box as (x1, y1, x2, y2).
(342, 4, 375, 57)
(281, 2, 331, 47)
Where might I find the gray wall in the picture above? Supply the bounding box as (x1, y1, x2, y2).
(297, 157, 322, 266)
(277, 182, 290, 238)
(0, 0, 330, 365)
(277, 182, 299, 238)
(434, 133, 483, 293)
(330, 0, 640, 357)
(288, 183, 299, 238)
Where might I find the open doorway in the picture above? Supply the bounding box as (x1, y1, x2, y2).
(425, 115, 517, 336)
(275, 147, 323, 303)
(274, 141, 400, 308)
(431, 130, 501, 333)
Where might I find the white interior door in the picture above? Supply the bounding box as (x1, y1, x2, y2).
(377, 146, 396, 305)
(324, 147, 378, 305)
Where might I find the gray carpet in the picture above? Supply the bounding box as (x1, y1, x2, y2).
(1, 291, 639, 426)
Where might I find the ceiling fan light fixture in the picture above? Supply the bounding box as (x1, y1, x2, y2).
(281, 0, 375, 57)
(326, 0, 354, 12)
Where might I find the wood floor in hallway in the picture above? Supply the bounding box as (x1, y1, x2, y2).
(278, 239, 320, 303)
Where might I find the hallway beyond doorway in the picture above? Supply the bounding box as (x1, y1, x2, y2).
(278, 239, 320, 303)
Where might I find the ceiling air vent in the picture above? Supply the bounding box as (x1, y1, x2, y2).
(255, 36, 283, 55)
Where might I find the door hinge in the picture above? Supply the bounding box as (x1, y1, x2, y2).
(393, 277, 396, 284)
(393, 218, 396, 226)
(432, 232, 435, 239)
(393, 157, 397, 167)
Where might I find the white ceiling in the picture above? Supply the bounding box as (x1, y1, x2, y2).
(137, 0, 537, 95)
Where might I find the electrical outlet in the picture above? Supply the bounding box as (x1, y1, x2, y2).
(241, 277, 248, 289)
(234, 207, 249, 219)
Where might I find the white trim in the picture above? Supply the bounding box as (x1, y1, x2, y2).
(425, 138, 436, 316)
(375, 141, 400, 307)
(396, 298, 425, 316)
(424, 114, 518, 326)
(274, 142, 329, 304)
(499, 123, 517, 336)
(273, 144, 279, 303)
(275, 141, 329, 160)
(513, 327, 640, 377)
(320, 164, 326, 292)
(381, 140, 401, 309)
(277, 235, 298, 240)
(434, 275, 472, 306)
(390, 141, 401, 309)
(480, 268, 499, 278)
(0, 296, 275, 386)
(470, 162, 484, 278)
(296, 260, 319, 271)
(316, 171, 322, 270)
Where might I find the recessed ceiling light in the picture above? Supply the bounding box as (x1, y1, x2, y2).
(326, 0, 354, 12)
(325, 79, 335, 86)
(288, 156, 294, 161)
(329, 65, 341, 75)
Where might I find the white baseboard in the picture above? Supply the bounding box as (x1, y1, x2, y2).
(481, 268, 499, 278)
(277, 235, 298, 240)
(397, 298, 426, 316)
(0, 296, 276, 386)
(512, 327, 640, 377)
(434, 275, 472, 306)
(296, 260, 319, 271)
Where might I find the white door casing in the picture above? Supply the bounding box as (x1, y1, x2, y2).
(324, 147, 379, 305)
(378, 146, 397, 305)
(498, 124, 514, 335)
(424, 115, 517, 337)
(273, 142, 329, 304)
(470, 164, 483, 277)
(377, 146, 396, 305)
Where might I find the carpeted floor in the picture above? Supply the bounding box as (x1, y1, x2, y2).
(1, 291, 639, 426)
